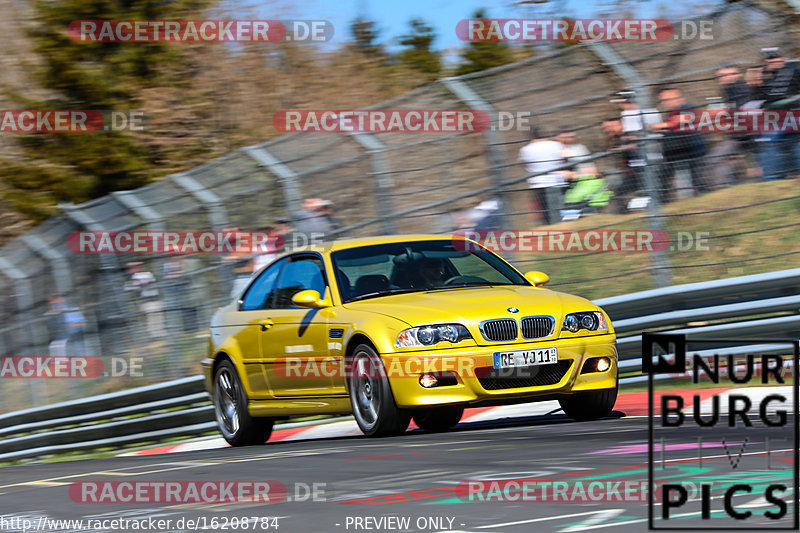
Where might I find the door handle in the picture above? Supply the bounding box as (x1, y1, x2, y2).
(259, 319, 274, 331)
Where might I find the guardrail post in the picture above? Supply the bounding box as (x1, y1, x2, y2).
(440, 77, 511, 229)
(587, 41, 672, 287)
(349, 133, 395, 234)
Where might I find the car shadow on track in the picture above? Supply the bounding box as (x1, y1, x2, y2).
(416, 408, 628, 435)
(260, 409, 628, 447)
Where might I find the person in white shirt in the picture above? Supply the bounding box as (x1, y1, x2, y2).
(556, 130, 592, 178)
(518, 127, 567, 225)
(617, 93, 663, 167)
(124, 261, 166, 339)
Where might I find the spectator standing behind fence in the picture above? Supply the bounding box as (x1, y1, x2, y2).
(617, 92, 664, 169)
(124, 261, 166, 339)
(221, 227, 257, 299)
(708, 67, 759, 186)
(46, 294, 87, 357)
(294, 198, 342, 240)
(162, 256, 191, 334)
(653, 88, 709, 198)
(602, 118, 642, 212)
(562, 163, 612, 219)
(613, 94, 667, 206)
(471, 199, 501, 231)
(747, 47, 800, 180)
(252, 217, 294, 273)
(556, 130, 593, 179)
(518, 127, 567, 225)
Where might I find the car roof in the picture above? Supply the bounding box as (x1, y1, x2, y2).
(289, 234, 465, 256)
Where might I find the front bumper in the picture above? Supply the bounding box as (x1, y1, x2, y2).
(383, 334, 617, 408)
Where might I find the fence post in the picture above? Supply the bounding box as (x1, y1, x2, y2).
(171, 172, 234, 322)
(20, 234, 72, 295)
(171, 173, 231, 230)
(243, 145, 304, 218)
(111, 191, 166, 232)
(0, 256, 46, 406)
(61, 204, 136, 358)
(587, 41, 672, 287)
(349, 132, 395, 234)
(440, 77, 511, 229)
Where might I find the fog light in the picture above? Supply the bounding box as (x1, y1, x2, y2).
(419, 374, 438, 388)
(596, 357, 611, 372)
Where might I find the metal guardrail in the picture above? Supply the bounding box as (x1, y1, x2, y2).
(1, 268, 798, 461)
(594, 268, 800, 321)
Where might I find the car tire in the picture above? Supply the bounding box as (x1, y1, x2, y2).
(213, 359, 274, 446)
(348, 343, 411, 437)
(412, 405, 464, 432)
(558, 386, 618, 421)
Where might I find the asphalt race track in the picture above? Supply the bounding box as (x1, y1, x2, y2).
(0, 401, 795, 533)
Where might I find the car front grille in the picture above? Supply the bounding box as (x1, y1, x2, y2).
(476, 360, 572, 390)
(521, 316, 554, 339)
(480, 319, 518, 342)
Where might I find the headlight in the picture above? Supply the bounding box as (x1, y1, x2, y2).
(395, 324, 472, 348)
(562, 312, 607, 333)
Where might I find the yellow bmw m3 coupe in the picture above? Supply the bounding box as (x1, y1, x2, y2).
(202, 235, 618, 445)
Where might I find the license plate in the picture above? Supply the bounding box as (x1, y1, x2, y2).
(493, 347, 558, 369)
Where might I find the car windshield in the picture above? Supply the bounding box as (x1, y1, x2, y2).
(331, 240, 529, 303)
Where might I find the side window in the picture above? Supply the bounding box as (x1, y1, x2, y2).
(240, 258, 285, 311)
(273, 256, 326, 309)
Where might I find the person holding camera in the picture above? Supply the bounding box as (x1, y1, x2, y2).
(747, 47, 800, 180)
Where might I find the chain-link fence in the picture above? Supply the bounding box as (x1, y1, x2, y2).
(1, 2, 799, 411)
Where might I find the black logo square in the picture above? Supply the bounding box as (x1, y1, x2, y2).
(642, 332, 686, 374)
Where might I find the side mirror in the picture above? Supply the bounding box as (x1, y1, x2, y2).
(524, 271, 550, 287)
(291, 289, 331, 308)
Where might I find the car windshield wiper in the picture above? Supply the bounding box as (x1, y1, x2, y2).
(346, 288, 424, 302)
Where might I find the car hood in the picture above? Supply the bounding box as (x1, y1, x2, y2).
(343, 285, 604, 345)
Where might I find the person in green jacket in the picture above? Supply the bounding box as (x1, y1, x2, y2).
(561, 164, 613, 220)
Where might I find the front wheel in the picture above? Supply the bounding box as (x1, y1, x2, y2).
(348, 344, 410, 437)
(558, 386, 618, 421)
(412, 405, 464, 432)
(213, 359, 274, 446)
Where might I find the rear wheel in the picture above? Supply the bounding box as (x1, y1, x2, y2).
(348, 343, 410, 437)
(412, 405, 464, 432)
(559, 386, 618, 421)
(213, 359, 273, 446)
